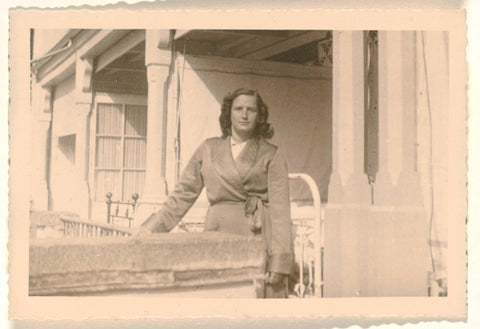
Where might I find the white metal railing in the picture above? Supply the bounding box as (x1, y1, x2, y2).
(60, 214, 133, 237)
(288, 173, 324, 298)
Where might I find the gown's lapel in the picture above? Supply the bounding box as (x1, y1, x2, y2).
(212, 136, 259, 189)
(212, 137, 244, 189)
(234, 137, 259, 181)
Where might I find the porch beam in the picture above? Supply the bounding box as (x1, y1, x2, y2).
(38, 55, 76, 87)
(217, 35, 253, 53)
(95, 30, 146, 73)
(181, 54, 332, 80)
(174, 29, 191, 40)
(37, 29, 130, 87)
(36, 29, 99, 84)
(242, 31, 329, 60)
(77, 29, 129, 60)
(31, 29, 81, 70)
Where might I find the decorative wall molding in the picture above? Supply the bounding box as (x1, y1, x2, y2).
(317, 32, 333, 67)
(75, 56, 94, 104)
(41, 86, 53, 114)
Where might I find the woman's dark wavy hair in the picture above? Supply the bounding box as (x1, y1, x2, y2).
(219, 88, 274, 139)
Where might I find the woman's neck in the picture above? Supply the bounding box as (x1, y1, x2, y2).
(231, 130, 251, 144)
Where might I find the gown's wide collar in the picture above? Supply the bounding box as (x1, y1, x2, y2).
(213, 136, 260, 185)
(234, 136, 259, 179)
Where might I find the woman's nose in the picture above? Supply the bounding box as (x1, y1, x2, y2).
(241, 108, 248, 118)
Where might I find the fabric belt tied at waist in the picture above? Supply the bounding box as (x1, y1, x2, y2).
(210, 197, 269, 233)
(244, 195, 268, 233)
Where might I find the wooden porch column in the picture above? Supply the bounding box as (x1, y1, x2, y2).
(324, 31, 429, 298)
(328, 31, 370, 204)
(74, 54, 94, 219)
(376, 31, 423, 205)
(135, 30, 172, 225)
(324, 31, 370, 298)
(30, 84, 52, 210)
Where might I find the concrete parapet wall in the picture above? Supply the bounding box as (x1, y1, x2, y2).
(30, 232, 265, 296)
(30, 210, 80, 239)
(324, 205, 429, 297)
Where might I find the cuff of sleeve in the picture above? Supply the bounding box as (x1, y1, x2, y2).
(266, 253, 293, 275)
(142, 212, 169, 232)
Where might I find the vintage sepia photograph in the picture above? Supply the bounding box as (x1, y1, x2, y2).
(8, 6, 468, 322)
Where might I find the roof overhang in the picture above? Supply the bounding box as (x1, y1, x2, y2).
(34, 29, 146, 87)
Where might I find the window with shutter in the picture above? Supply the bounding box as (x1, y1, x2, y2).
(94, 102, 147, 201)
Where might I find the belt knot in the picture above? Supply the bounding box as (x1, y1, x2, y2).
(244, 195, 266, 233)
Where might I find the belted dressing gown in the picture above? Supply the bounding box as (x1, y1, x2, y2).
(142, 136, 293, 276)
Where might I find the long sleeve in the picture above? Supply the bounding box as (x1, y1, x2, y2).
(266, 149, 293, 275)
(142, 142, 205, 232)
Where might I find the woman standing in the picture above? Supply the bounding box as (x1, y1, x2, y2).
(136, 88, 293, 298)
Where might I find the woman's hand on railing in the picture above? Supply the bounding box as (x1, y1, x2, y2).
(265, 272, 286, 285)
(138, 212, 172, 234)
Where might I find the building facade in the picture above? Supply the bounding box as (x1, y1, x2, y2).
(29, 29, 459, 297)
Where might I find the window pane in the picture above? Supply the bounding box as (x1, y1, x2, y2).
(96, 137, 122, 168)
(124, 138, 146, 169)
(125, 105, 147, 136)
(97, 103, 123, 135)
(123, 170, 145, 201)
(95, 170, 121, 201)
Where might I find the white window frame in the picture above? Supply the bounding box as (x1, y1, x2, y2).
(90, 93, 148, 205)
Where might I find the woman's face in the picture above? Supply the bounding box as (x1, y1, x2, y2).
(230, 94, 259, 138)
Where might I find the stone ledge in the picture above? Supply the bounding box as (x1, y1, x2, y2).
(30, 267, 262, 296)
(29, 232, 266, 296)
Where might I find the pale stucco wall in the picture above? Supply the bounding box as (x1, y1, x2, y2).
(49, 74, 90, 216)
